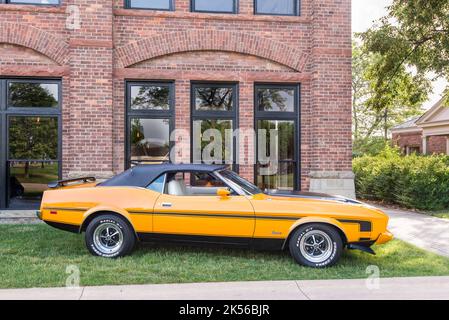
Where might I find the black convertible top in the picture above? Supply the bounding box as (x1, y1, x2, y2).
(99, 164, 227, 188)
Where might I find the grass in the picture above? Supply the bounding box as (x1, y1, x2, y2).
(426, 210, 449, 219)
(1, 224, 449, 289)
(11, 163, 58, 184)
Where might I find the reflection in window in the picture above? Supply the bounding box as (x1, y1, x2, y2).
(257, 162, 295, 191)
(127, 0, 172, 10)
(255, 84, 299, 191)
(258, 120, 295, 160)
(193, 119, 233, 165)
(256, 87, 295, 112)
(255, 0, 298, 16)
(192, 0, 236, 13)
(9, 162, 59, 207)
(130, 84, 170, 111)
(130, 118, 170, 164)
(8, 82, 59, 108)
(194, 86, 234, 111)
(8, 117, 58, 160)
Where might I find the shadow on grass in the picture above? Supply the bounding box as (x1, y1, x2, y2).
(1, 224, 449, 288)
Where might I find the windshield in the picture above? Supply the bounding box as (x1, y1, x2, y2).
(218, 170, 263, 195)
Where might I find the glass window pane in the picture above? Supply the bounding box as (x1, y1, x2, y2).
(257, 120, 295, 161)
(7, 0, 59, 4)
(130, 84, 170, 111)
(8, 82, 59, 108)
(9, 161, 59, 209)
(193, 0, 235, 12)
(256, 0, 296, 15)
(147, 174, 166, 193)
(257, 87, 295, 112)
(8, 117, 58, 160)
(194, 86, 234, 111)
(128, 0, 171, 10)
(130, 118, 170, 163)
(257, 162, 295, 191)
(192, 119, 233, 164)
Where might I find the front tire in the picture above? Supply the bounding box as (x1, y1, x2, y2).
(289, 224, 343, 268)
(85, 214, 135, 258)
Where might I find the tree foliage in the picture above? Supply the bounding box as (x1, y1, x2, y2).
(352, 39, 430, 156)
(361, 0, 449, 104)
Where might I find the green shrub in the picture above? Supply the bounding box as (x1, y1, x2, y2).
(353, 146, 449, 210)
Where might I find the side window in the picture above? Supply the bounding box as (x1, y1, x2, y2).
(147, 174, 166, 193)
(165, 171, 233, 196)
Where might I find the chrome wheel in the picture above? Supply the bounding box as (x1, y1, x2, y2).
(299, 230, 333, 263)
(93, 223, 124, 255)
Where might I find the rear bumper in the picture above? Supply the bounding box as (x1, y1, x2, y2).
(375, 230, 393, 244)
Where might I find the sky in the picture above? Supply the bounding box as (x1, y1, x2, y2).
(352, 0, 447, 110)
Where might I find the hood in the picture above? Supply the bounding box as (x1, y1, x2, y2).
(266, 190, 362, 205)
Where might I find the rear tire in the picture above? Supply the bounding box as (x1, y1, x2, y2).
(289, 223, 343, 268)
(85, 214, 135, 258)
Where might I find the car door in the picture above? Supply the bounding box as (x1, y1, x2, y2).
(152, 171, 255, 244)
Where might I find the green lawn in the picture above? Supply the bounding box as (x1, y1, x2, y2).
(10, 163, 58, 184)
(429, 211, 449, 219)
(1, 224, 449, 289)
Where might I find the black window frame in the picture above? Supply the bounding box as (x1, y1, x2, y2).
(254, 0, 300, 17)
(125, 80, 175, 169)
(254, 83, 301, 191)
(0, 78, 62, 209)
(191, 0, 238, 14)
(190, 82, 239, 170)
(124, 0, 174, 11)
(1, 0, 61, 5)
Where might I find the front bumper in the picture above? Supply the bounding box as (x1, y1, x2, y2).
(36, 210, 42, 220)
(375, 230, 393, 244)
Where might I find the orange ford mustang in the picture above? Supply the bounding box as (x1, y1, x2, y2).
(38, 164, 392, 268)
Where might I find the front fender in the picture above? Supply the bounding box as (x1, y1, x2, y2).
(283, 217, 348, 249)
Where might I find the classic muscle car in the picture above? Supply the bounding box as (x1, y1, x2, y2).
(38, 164, 392, 268)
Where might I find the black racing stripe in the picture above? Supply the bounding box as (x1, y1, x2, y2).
(43, 207, 89, 212)
(337, 219, 372, 232)
(129, 211, 300, 221)
(137, 232, 285, 250)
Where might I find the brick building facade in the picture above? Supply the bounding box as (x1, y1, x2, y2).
(392, 99, 449, 156)
(0, 0, 353, 209)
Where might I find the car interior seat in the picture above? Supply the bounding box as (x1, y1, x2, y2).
(167, 179, 189, 196)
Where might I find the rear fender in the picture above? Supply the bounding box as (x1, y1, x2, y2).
(80, 205, 137, 236)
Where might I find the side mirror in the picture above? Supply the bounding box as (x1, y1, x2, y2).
(217, 188, 231, 197)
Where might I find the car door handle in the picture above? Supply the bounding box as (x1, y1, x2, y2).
(161, 202, 172, 208)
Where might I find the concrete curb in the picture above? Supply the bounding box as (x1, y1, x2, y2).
(0, 276, 448, 300)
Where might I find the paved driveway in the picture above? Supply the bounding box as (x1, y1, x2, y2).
(380, 206, 449, 257)
(0, 276, 448, 300)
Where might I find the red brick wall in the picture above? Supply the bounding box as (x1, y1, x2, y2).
(392, 132, 448, 155)
(392, 132, 422, 154)
(0, 0, 352, 190)
(428, 136, 447, 155)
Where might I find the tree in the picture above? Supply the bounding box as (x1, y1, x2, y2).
(257, 89, 293, 112)
(352, 40, 430, 156)
(131, 86, 170, 110)
(9, 117, 58, 178)
(361, 0, 449, 106)
(9, 82, 58, 108)
(196, 88, 233, 111)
